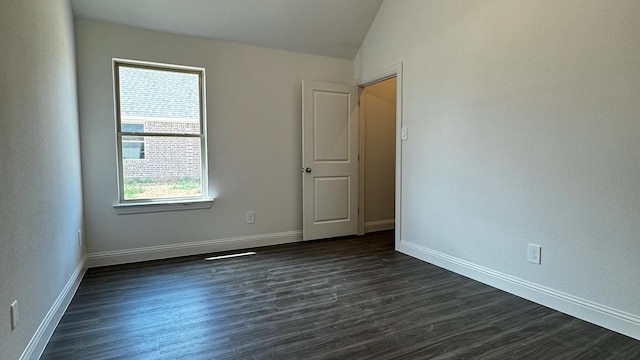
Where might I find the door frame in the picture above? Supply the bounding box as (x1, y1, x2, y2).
(357, 63, 403, 248)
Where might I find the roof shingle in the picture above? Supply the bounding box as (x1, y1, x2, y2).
(119, 66, 200, 120)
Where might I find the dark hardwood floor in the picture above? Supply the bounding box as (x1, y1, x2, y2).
(42, 231, 640, 359)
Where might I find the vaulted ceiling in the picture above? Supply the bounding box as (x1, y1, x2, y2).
(70, 0, 384, 59)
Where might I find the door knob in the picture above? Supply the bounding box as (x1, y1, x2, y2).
(305, 167, 312, 173)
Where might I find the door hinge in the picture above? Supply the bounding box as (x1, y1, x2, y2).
(358, 154, 360, 161)
(358, 100, 360, 106)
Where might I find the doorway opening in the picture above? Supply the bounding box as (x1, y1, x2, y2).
(358, 62, 407, 249)
(359, 77, 397, 235)
(301, 63, 402, 245)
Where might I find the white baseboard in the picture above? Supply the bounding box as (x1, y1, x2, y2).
(398, 239, 640, 341)
(87, 230, 303, 267)
(20, 256, 87, 360)
(365, 219, 395, 233)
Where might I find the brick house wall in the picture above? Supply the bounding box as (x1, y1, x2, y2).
(123, 121, 202, 182)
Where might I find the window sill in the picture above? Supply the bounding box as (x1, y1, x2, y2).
(113, 198, 214, 215)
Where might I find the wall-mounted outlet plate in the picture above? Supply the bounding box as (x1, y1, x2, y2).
(527, 244, 542, 264)
(246, 211, 255, 224)
(10, 300, 18, 330)
(77, 229, 83, 248)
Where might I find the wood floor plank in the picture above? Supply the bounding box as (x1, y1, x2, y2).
(41, 231, 640, 359)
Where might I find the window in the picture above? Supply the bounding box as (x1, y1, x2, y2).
(121, 123, 145, 159)
(114, 60, 208, 204)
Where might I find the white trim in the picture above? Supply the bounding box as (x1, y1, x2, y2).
(20, 256, 87, 360)
(364, 219, 395, 233)
(112, 57, 204, 72)
(358, 62, 403, 251)
(122, 115, 199, 123)
(87, 231, 303, 267)
(357, 88, 366, 236)
(397, 239, 640, 340)
(114, 198, 214, 214)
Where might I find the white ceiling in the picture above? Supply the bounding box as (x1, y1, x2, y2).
(70, 0, 384, 60)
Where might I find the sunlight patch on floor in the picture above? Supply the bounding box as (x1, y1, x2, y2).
(205, 252, 257, 261)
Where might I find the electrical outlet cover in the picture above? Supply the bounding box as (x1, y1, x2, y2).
(527, 244, 541, 264)
(246, 211, 255, 224)
(10, 300, 18, 330)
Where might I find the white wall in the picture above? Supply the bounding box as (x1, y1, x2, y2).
(0, 0, 84, 358)
(74, 19, 353, 265)
(356, 0, 640, 338)
(363, 78, 396, 229)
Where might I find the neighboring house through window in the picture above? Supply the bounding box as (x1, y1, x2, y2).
(121, 123, 145, 159)
(114, 59, 208, 202)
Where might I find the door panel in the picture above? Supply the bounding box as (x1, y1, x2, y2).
(314, 91, 350, 161)
(303, 81, 358, 240)
(314, 176, 350, 223)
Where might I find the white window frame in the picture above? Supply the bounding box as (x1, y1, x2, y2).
(113, 59, 213, 213)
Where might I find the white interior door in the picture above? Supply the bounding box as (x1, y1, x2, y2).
(302, 81, 358, 241)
